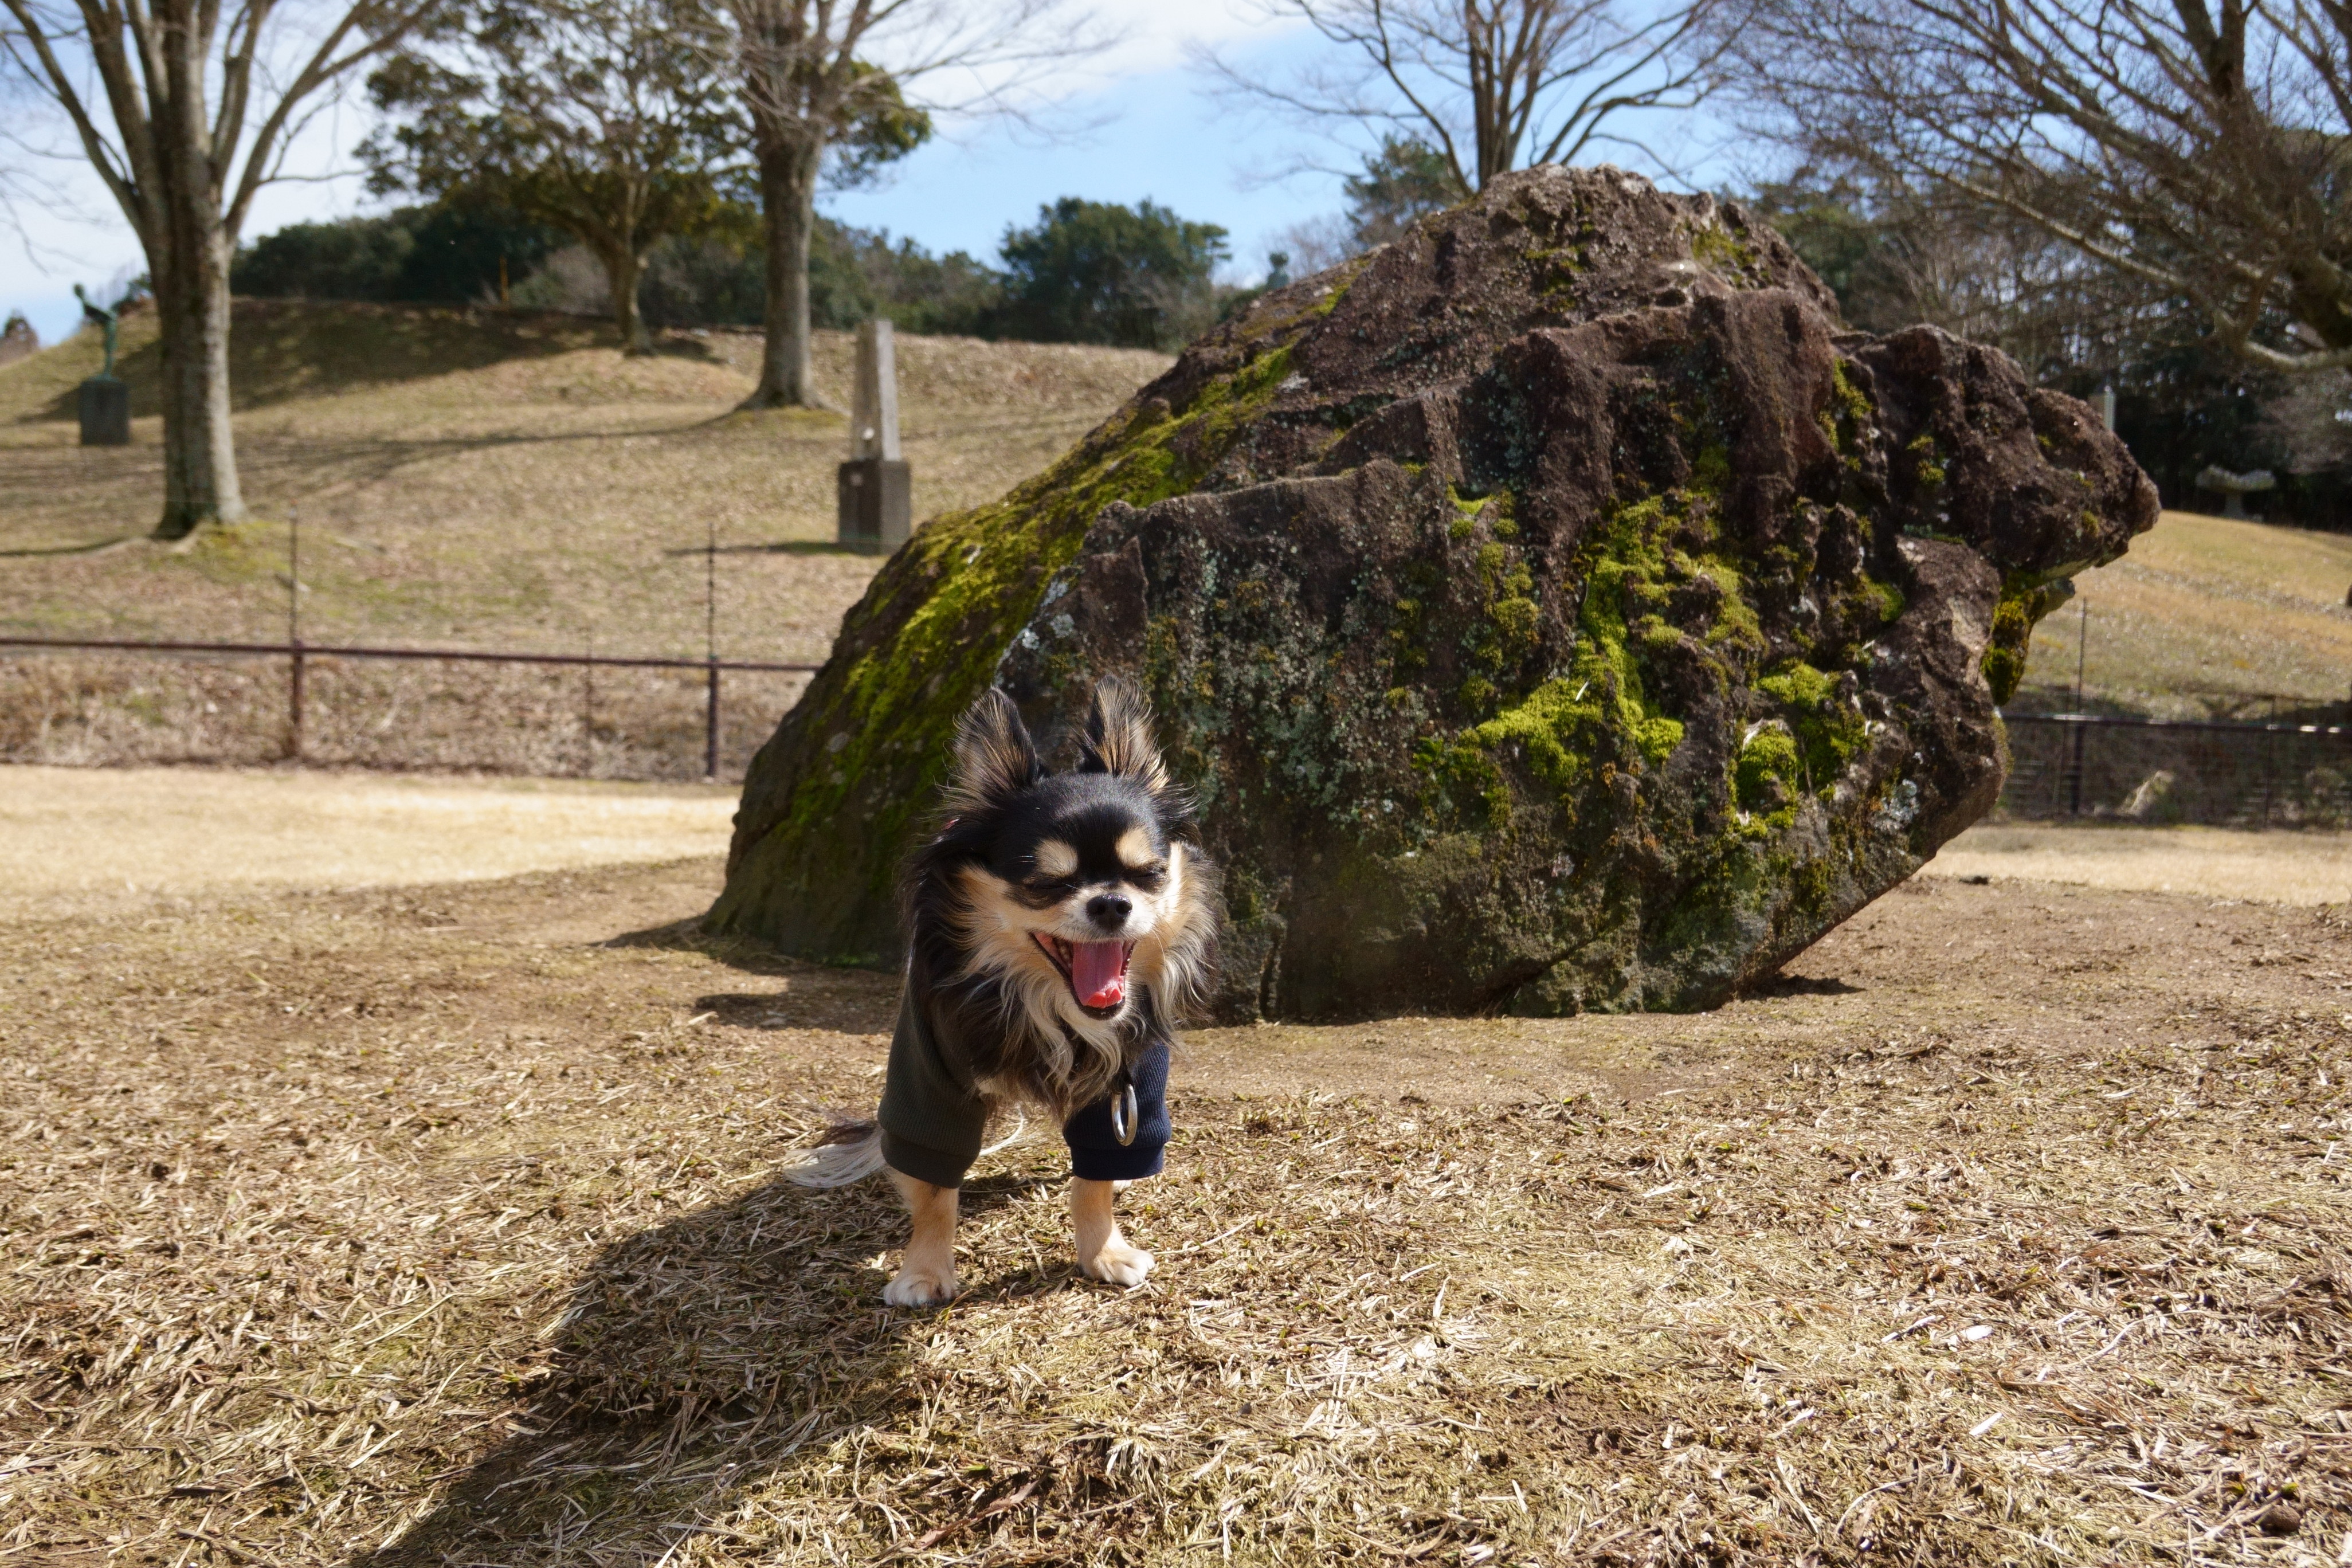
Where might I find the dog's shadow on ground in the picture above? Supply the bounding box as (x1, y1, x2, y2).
(352, 1166, 1053, 1565)
(1739, 971, 1864, 999)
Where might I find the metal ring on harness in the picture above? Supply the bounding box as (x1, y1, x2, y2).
(1110, 1081, 1140, 1147)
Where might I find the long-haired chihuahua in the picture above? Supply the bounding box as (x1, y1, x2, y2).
(790, 677, 1218, 1305)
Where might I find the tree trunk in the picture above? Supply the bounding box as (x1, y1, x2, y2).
(747, 129, 824, 407)
(601, 244, 652, 355)
(148, 241, 248, 540)
(150, 2, 246, 541)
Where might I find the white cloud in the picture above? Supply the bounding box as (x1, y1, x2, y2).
(1088, 0, 1294, 77)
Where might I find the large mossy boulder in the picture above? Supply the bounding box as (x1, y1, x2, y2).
(710, 165, 2157, 1020)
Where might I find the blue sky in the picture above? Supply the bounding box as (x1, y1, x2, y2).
(1, 1, 1734, 346)
(825, 45, 1344, 279)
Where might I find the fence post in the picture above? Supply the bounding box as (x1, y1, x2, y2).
(2261, 727, 2279, 826)
(2067, 719, 2084, 817)
(288, 645, 305, 761)
(705, 661, 719, 782)
(286, 507, 303, 762)
(703, 509, 719, 782)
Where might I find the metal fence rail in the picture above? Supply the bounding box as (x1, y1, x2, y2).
(2001, 711, 2352, 827)
(0, 634, 821, 779)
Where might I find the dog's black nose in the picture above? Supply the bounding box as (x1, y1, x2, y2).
(1086, 893, 1132, 930)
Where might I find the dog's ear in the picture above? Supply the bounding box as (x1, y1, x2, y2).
(947, 687, 1041, 810)
(1077, 676, 1170, 795)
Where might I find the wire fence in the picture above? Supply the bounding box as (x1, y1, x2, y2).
(6, 632, 2350, 823)
(2000, 712, 2352, 828)
(3, 505, 833, 782)
(0, 635, 818, 783)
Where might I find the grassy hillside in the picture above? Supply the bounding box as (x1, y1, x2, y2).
(0, 300, 1169, 657)
(2016, 510, 2352, 720)
(0, 301, 1168, 775)
(1, 299, 632, 421)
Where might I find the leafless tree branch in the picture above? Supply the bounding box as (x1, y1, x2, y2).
(1, 0, 437, 532)
(1202, 0, 1735, 193)
(1729, 0, 2352, 369)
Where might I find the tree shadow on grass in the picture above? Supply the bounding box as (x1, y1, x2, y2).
(31, 303, 623, 422)
(662, 539, 876, 558)
(352, 1166, 1044, 1566)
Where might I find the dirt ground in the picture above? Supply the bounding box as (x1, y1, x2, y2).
(5, 782, 2352, 1566)
(1920, 822, 2352, 905)
(1, 759, 2337, 915)
(0, 766, 735, 922)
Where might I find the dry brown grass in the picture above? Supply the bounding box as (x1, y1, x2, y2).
(2017, 511, 2352, 719)
(5, 843, 2351, 1566)
(0, 302, 1166, 777)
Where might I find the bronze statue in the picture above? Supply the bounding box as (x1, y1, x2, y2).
(73, 284, 120, 380)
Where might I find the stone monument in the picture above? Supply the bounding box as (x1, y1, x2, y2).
(0, 311, 37, 369)
(836, 318, 911, 554)
(74, 285, 130, 447)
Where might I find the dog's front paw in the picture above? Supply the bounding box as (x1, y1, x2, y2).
(1077, 1238, 1154, 1288)
(883, 1264, 959, 1307)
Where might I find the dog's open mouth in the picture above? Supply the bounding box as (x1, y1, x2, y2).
(1032, 933, 1134, 1014)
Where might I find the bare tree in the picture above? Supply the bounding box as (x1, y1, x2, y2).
(716, 0, 1108, 409)
(1731, 0, 2352, 372)
(1, 0, 435, 536)
(1207, 0, 1732, 196)
(1755, 174, 2137, 367)
(2259, 368, 2352, 473)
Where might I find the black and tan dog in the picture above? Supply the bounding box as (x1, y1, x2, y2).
(791, 678, 1219, 1304)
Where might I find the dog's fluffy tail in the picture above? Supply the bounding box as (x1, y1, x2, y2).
(783, 1107, 1029, 1190)
(784, 1119, 885, 1189)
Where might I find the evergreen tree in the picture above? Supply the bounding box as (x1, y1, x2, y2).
(1344, 136, 1467, 249)
(364, 0, 740, 352)
(991, 198, 1228, 350)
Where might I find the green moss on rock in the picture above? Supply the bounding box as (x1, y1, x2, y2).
(1981, 573, 2077, 706)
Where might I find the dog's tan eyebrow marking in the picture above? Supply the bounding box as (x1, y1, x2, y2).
(1032, 838, 1078, 878)
(1115, 826, 1159, 870)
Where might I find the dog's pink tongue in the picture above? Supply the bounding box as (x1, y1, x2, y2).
(1071, 940, 1128, 1008)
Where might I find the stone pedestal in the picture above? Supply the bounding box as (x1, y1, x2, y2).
(79, 377, 130, 446)
(837, 457, 911, 555)
(836, 319, 910, 553)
